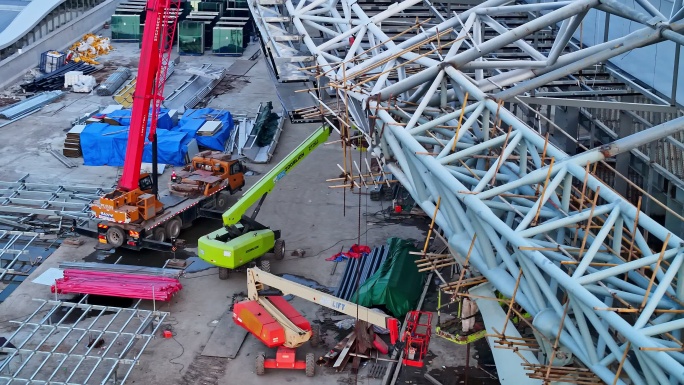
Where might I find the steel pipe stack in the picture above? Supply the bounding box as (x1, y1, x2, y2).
(96, 67, 131, 96)
(21, 62, 98, 92)
(58, 261, 183, 278)
(0, 91, 64, 120)
(51, 270, 183, 301)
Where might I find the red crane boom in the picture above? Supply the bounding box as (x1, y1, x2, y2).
(119, 0, 180, 191)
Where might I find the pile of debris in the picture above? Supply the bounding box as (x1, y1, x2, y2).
(66, 34, 113, 65)
(317, 320, 391, 374)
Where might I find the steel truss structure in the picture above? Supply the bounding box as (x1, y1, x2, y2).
(0, 297, 168, 385)
(251, 0, 684, 383)
(0, 175, 107, 232)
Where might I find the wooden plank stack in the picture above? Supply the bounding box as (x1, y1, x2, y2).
(63, 124, 85, 158)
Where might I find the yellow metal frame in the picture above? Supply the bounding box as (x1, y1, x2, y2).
(435, 289, 486, 345)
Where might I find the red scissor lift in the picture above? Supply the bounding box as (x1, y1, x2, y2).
(402, 311, 432, 367)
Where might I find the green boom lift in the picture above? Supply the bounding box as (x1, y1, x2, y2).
(198, 125, 331, 279)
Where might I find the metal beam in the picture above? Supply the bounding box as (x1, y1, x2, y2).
(516, 96, 680, 113)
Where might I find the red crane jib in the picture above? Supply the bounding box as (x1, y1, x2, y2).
(119, 0, 179, 191)
(232, 297, 312, 348)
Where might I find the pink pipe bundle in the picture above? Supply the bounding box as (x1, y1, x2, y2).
(51, 270, 183, 301)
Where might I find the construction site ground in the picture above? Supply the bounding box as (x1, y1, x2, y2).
(0, 35, 489, 385)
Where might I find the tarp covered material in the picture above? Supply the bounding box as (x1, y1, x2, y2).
(179, 108, 234, 150)
(252, 102, 279, 147)
(80, 123, 190, 166)
(102, 108, 175, 130)
(351, 238, 426, 318)
(80, 108, 235, 166)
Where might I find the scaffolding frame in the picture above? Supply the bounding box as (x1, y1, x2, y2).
(0, 297, 168, 385)
(250, 0, 684, 383)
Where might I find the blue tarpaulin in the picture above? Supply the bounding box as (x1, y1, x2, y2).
(103, 109, 175, 130)
(179, 108, 233, 151)
(80, 108, 235, 167)
(81, 124, 190, 166)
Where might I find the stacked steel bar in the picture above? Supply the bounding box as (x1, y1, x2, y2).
(21, 63, 98, 92)
(335, 245, 390, 301)
(96, 67, 131, 96)
(58, 262, 183, 278)
(0, 91, 64, 120)
(52, 270, 183, 301)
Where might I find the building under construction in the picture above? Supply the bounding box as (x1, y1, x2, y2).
(0, 0, 681, 384)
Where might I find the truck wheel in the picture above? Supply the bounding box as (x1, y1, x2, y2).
(165, 218, 182, 239)
(274, 239, 285, 260)
(305, 353, 315, 377)
(310, 324, 320, 347)
(256, 352, 265, 375)
(218, 267, 229, 280)
(216, 192, 230, 210)
(152, 227, 166, 242)
(260, 260, 271, 273)
(106, 227, 125, 248)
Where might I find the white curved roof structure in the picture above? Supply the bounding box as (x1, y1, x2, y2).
(0, 0, 66, 50)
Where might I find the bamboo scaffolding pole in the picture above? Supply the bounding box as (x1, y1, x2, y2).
(501, 270, 523, 337)
(524, 364, 599, 373)
(419, 262, 456, 272)
(451, 92, 469, 152)
(639, 233, 670, 310)
(351, 29, 459, 89)
(573, 163, 592, 245)
(489, 125, 513, 187)
(450, 235, 478, 300)
(612, 344, 631, 385)
(326, 173, 392, 181)
(354, 161, 367, 188)
(519, 246, 611, 253)
(532, 157, 555, 226)
(576, 186, 601, 264)
(592, 307, 639, 313)
(416, 258, 453, 267)
(423, 197, 441, 253)
(416, 259, 454, 268)
(440, 276, 487, 289)
(414, 256, 454, 266)
(494, 346, 540, 352)
(638, 347, 684, 351)
(513, 97, 684, 224)
(626, 196, 643, 264)
(560, 261, 618, 267)
(544, 300, 573, 382)
(410, 251, 452, 257)
(305, 18, 434, 74)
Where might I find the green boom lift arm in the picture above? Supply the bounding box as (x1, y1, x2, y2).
(197, 125, 332, 270)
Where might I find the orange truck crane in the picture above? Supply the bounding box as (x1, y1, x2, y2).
(82, 0, 245, 250)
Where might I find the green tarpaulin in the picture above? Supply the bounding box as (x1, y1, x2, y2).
(254, 102, 280, 147)
(351, 238, 427, 318)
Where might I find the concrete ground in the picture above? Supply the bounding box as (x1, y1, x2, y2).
(0, 36, 481, 385)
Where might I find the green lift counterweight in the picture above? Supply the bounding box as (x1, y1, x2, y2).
(198, 125, 331, 279)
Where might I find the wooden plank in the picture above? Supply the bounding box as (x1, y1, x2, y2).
(333, 334, 356, 368)
(201, 311, 248, 359)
